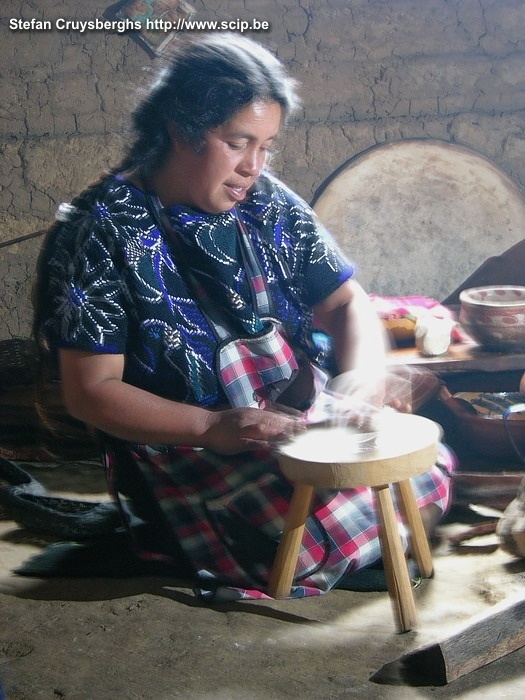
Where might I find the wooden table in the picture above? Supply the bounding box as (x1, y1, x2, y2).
(387, 340, 525, 394)
(387, 340, 525, 375)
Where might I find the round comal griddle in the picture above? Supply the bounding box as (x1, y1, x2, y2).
(312, 139, 525, 301)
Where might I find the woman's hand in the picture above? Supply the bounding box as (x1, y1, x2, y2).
(58, 349, 304, 451)
(202, 407, 302, 455)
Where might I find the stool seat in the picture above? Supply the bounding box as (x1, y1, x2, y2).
(268, 412, 441, 632)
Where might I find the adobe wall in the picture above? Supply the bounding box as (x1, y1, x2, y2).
(1, 0, 524, 338)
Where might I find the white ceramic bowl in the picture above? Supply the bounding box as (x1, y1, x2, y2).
(459, 286, 525, 351)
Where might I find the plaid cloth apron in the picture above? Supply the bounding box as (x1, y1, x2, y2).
(216, 214, 329, 409)
(105, 441, 456, 601)
(217, 320, 299, 408)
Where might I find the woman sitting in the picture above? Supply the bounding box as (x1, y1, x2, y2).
(33, 33, 455, 600)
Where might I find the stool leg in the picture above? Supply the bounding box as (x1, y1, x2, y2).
(374, 484, 417, 633)
(267, 483, 314, 599)
(394, 479, 434, 578)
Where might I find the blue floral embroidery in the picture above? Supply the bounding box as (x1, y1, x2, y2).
(42, 173, 353, 406)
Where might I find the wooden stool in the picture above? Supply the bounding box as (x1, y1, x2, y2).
(268, 412, 440, 633)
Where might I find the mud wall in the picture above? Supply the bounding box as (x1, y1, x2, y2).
(1, 0, 525, 338)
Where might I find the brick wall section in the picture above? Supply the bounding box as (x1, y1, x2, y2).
(1, 0, 525, 338)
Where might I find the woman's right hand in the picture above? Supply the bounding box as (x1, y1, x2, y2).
(202, 407, 301, 455)
(58, 349, 302, 453)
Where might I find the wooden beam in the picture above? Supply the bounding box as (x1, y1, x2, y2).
(371, 592, 525, 686)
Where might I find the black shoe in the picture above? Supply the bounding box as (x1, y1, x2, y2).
(0, 456, 120, 539)
(0, 489, 121, 539)
(0, 456, 47, 495)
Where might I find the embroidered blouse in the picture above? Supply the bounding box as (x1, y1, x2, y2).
(41, 171, 354, 407)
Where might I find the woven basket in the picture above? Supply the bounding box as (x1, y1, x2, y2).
(0, 339, 37, 387)
(0, 339, 98, 460)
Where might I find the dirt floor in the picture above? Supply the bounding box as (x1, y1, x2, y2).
(1, 458, 525, 700)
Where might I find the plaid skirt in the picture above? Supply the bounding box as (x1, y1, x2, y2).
(105, 440, 456, 601)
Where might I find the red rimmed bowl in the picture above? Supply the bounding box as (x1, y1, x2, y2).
(459, 286, 525, 351)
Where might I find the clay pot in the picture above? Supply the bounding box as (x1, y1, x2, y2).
(459, 285, 525, 351)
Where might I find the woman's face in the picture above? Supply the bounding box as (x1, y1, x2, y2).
(169, 100, 282, 213)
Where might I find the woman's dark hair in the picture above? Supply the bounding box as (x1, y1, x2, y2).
(119, 32, 300, 175)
